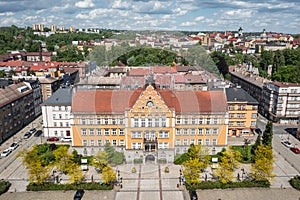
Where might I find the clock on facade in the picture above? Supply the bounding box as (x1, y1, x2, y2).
(146, 101, 154, 106)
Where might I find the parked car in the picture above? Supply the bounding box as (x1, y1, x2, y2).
(8, 142, 19, 151)
(47, 137, 59, 141)
(29, 128, 36, 134)
(254, 128, 262, 134)
(74, 189, 84, 200)
(290, 147, 300, 154)
(34, 130, 43, 137)
(189, 190, 198, 200)
(281, 140, 293, 148)
(61, 137, 72, 142)
(23, 132, 32, 139)
(1, 149, 12, 157)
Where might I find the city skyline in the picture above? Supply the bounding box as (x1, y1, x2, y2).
(0, 0, 299, 34)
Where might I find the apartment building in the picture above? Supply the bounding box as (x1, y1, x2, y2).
(262, 82, 300, 124)
(71, 84, 228, 163)
(41, 88, 73, 139)
(226, 87, 258, 136)
(39, 77, 60, 101)
(0, 82, 35, 143)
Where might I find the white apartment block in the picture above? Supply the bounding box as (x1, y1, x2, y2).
(262, 82, 300, 124)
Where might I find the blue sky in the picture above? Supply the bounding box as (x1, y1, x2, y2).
(0, 0, 299, 34)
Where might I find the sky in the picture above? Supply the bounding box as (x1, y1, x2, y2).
(0, 0, 299, 34)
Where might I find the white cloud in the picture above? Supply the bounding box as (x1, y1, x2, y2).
(195, 16, 204, 21)
(181, 21, 196, 26)
(75, 0, 95, 8)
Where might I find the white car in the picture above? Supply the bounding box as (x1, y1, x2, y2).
(61, 137, 72, 142)
(8, 142, 19, 151)
(1, 149, 12, 157)
(281, 140, 293, 148)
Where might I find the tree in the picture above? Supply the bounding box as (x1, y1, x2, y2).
(187, 144, 210, 171)
(53, 146, 73, 173)
(92, 151, 109, 170)
(251, 134, 262, 156)
(250, 145, 274, 181)
(183, 158, 203, 185)
(104, 143, 124, 165)
(67, 162, 84, 184)
(17, 145, 51, 184)
(101, 166, 116, 184)
(262, 121, 273, 147)
(213, 147, 241, 184)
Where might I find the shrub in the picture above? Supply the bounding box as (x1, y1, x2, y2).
(132, 167, 137, 173)
(186, 180, 270, 190)
(133, 158, 143, 164)
(174, 153, 189, 165)
(158, 158, 167, 164)
(290, 175, 300, 190)
(164, 167, 169, 173)
(0, 180, 11, 195)
(27, 182, 113, 191)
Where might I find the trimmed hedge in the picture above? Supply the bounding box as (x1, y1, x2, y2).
(27, 182, 113, 191)
(0, 180, 11, 195)
(289, 175, 300, 190)
(186, 180, 270, 190)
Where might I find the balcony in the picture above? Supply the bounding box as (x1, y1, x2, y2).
(144, 137, 157, 143)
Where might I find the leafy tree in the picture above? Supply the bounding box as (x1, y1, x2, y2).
(250, 145, 274, 181)
(187, 144, 210, 170)
(53, 146, 73, 173)
(104, 143, 124, 165)
(213, 147, 241, 184)
(183, 158, 203, 185)
(262, 121, 273, 147)
(67, 162, 84, 184)
(260, 50, 274, 71)
(210, 51, 229, 77)
(101, 166, 116, 184)
(251, 134, 262, 156)
(17, 146, 51, 184)
(92, 151, 109, 170)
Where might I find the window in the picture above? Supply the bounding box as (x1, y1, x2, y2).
(214, 118, 218, 124)
(112, 118, 116, 125)
(158, 131, 163, 138)
(191, 129, 196, 135)
(132, 143, 137, 149)
(97, 140, 102, 146)
(81, 118, 86, 125)
(176, 117, 181, 124)
(54, 131, 58, 136)
(183, 139, 188, 145)
(198, 128, 203, 135)
(229, 122, 234, 126)
(251, 113, 257, 118)
(54, 122, 57, 127)
(132, 132, 142, 138)
(229, 114, 234, 118)
(184, 129, 188, 135)
(190, 139, 195, 145)
(137, 143, 142, 149)
(141, 118, 145, 127)
(104, 129, 109, 135)
(60, 122, 63, 127)
(176, 129, 181, 135)
(191, 117, 196, 124)
(89, 118, 94, 124)
(251, 121, 256, 126)
(199, 118, 203, 124)
(97, 118, 101, 124)
(112, 128, 117, 135)
(212, 139, 217, 145)
(213, 128, 218, 135)
(58, 114, 62, 119)
(237, 114, 241, 118)
(148, 118, 152, 127)
(66, 122, 69, 127)
(119, 129, 124, 135)
(176, 139, 180, 145)
(97, 128, 102, 135)
(119, 118, 124, 125)
(81, 128, 86, 136)
(155, 118, 159, 127)
(112, 140, 117, 146)
(205, 139, 210, 145)
(90, 140, 95, 146)
(89, 129, 94, 135)
(184, 118, 188, 124)
(206, 128, 210, 135)
(134, 118, 138, 127)
(162, 118, 166, 127)
(105, 140, 110, 144)
(53, 114, 56, 119)
(198, 139, 202, 145)
(120, 140, 124, 146)
(83, 140, 87, 146)
(206, 118, 210, 124)
(104, 118, 109, 125)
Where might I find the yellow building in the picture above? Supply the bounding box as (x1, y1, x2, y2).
(226, 87, 258, 137)
(71, 85, 228, 163)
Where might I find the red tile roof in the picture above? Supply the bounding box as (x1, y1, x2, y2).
(30, 62, 59, 71)
(72, 87, 227, 114)
(129, 68, 150, 76)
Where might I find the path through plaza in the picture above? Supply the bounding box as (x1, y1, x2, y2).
(115, 163, 185, 200)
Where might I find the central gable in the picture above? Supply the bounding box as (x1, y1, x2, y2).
(130, 85, 172, 114)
